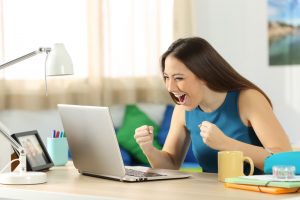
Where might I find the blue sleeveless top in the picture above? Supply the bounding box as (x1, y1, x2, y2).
(185, 90, 263, 174)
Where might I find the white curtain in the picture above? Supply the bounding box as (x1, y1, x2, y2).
(173, 0, 195, 39)
(88, 0, 173, 105)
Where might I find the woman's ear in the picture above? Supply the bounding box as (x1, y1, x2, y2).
(198, 78, 207, 86)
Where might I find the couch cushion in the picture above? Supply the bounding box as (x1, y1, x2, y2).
(120, 147, 132, 166)
(157, 104, 174, 146)
(158, 104, 197, 163)
(117, 105, 162, 165)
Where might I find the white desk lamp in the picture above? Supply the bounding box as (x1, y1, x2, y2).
(0, 43, 73, 184)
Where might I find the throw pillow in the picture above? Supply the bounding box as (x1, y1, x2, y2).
(117, 105, 162, 165)
(157, 104, 174, 145)
(184, 145, 197, 163)
(120, 148, 132, 166)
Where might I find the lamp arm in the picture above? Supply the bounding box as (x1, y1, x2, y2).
(0, 47, 54, 173)
(0, 46, 51, 158)
(0, 47, 51, 71)
(0, 122, 27, 172)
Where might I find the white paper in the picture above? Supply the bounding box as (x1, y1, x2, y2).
(240, 175, 300, 182)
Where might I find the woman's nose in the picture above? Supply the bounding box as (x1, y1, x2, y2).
(166, 79, 176, 92)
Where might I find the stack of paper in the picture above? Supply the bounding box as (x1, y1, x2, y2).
(224, 175, 300, 194)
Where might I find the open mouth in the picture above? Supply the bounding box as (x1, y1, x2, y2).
(175, 94, 186, 104)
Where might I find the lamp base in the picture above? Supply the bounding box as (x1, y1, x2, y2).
(0, 171, 47, 185)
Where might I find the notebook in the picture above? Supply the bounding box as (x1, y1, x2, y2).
(225, 176, 300, 188)
(57, 104, 190, 182)
(224, 183, 300, 194)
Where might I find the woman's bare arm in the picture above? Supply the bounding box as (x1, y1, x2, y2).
(228, 89, 292, 170)
(135, 105, 190, 169)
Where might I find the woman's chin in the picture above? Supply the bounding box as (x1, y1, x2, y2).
(180, 104, 197, 111)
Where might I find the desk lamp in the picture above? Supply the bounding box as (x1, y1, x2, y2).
(0, 43, 73, 184)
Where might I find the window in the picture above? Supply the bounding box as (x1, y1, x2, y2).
(1, 0, 173, 80)
(102, 0, 173, 77)
(1, 0, 87, 79)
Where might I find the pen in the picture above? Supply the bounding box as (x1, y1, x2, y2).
(52, 130, 56, 138)
(59, 131, 64, 138)
(55, 130, 60, 138)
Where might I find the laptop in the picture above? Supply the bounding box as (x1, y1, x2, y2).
(57, 104, 190, 182)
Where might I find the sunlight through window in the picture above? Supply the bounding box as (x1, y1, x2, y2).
(1, 0, 88, 79)
(102, 0, 173, 77)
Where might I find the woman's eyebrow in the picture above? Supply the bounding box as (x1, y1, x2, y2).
(163, 72, 185, 77)
(172, 73, 184, 77)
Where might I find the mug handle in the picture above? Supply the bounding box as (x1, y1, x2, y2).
(243, 156, 254, 176)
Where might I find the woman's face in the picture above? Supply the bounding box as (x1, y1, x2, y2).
(163, 55, 206, 110)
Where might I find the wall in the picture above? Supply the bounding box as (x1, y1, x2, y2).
(0, 132, 10, 172)
(0, 110, 63, 145)
(0, 110, 63, 170)
(193, 0, 300, 144)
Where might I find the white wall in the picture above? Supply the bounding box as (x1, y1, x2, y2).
(193, 0, 300, 144)
(0, 110, 64, 145)
(0, 110, 63, 170)
(0, 133, 10, 172)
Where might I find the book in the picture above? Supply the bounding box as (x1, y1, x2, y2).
(225, 176, 300, 188)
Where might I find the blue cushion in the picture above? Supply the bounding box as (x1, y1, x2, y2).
(180, 162, 201, 168)
(120, 147, 132, 166)
(158, 105, 197, 163)
(185, 146, 197, 163)
(157, 105, 174, 145)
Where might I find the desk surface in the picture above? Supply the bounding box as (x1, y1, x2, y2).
(0, 162, 299, 200)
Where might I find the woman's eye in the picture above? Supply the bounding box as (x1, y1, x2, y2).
(175, 77, 183, 81)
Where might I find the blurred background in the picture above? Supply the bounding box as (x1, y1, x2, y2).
(0, 0, 300, 162)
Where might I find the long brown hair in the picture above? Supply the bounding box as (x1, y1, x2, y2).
(161, 37, 272, 106)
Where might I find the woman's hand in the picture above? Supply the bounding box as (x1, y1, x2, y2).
(134, 125, 155, 154)
(198, 121, 230, 150)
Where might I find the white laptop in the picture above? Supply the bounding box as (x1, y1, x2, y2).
(57, 104, 190, 182)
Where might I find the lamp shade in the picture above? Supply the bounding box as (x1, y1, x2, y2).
(46, 43, 73, 76)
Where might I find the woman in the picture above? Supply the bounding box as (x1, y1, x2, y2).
(134, 37, 292, 173)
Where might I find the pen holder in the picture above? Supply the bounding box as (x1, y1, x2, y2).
(47, 137, 68, 166)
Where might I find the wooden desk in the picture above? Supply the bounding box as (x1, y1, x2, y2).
(0, 162, 299, 200)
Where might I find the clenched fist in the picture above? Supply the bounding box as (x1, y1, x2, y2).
(134, 125, 155, 154)
(198, 121, 230, 150)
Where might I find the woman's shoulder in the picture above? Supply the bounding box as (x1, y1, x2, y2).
(239, 89, 268, 104)
(238, 89, 271, 113)
(238, 89, 271, 125)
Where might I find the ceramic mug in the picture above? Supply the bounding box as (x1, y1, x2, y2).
(218, 151, 254, 182)
(47, 137, 68, 166)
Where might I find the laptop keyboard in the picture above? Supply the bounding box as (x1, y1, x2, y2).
(125, 168, 165, 177)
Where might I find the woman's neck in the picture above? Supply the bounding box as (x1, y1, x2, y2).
(199, 91, 227, 112)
